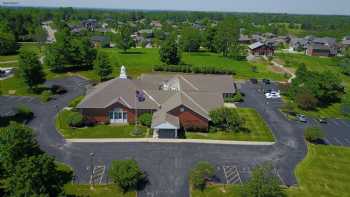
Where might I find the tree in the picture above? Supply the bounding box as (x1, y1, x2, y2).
(203, 26, 217, 52)
(190, 161, 215, 191)
(69, 37, 97, 69)
(139, 113, 152, 127)
(18, 49, 46, 90)
(94, 51, 113, 81)
(108, 159, 145, 192)
(0, 32, 17, 55)
(209, 107, 244, 132)
(304, 127, 325, 142)
(4, 154, 66, 197)
(45, 44, 65, 72)
(240, 164, 286, 197)
(0, 123, 41, 175)
(214, 18, 239, 57)
(295, 88, 318, 110)
(33, 26, 47, 45)
(159, 35, 181, 65)
(180, 26, 201, 52)
(116, 26, 135, 52)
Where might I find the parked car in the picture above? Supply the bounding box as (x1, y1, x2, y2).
(262, 79, 271, 84)
(296, 114, 307, 123)
(265, 91, 281, 99)
(250, 78, 258, 84)
(319, 118, 328, 124)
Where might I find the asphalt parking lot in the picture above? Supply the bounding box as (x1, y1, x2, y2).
(304, 118, 350, 147)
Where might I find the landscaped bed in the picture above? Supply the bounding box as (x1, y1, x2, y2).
(186, 108, 274, 142)
(56, 109, 149, 139)
(64, 184, 136, 197)
(190, 184, 241, 197)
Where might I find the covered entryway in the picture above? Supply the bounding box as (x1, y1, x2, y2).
(151, 113, 180, 139)
(158, 129, 177, 139)
(108, 108, 128, 124)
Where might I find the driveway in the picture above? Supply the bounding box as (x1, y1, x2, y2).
(0, 78, 312, 197)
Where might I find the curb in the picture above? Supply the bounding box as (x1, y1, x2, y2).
(66, 138, 275, 145)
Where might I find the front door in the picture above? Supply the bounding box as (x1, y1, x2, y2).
(109, 108, 128, 123)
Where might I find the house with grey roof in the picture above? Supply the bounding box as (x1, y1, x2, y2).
(77, 66, 235, 138)
(248, 42, 274, 56)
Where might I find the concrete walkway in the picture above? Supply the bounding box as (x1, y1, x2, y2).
(67, 138, 275, 145)
(271, 60, 296, 83)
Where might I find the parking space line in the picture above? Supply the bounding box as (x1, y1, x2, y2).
(333, 137, 343, 146)
(344, 138, 350, 145)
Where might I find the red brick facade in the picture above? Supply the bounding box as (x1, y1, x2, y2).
(169, 105, 209, 131)
(81, 102, 210, 130)
(250, 45, 274, 56)
(80, 102, 137, 124)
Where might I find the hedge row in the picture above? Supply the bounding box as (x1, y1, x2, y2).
(153, 64, 235, 75)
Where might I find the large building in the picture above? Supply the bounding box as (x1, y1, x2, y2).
(77, 66, 235, 138)
(248, 42, 275, 56)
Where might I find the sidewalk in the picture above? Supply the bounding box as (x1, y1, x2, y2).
(66, 138, 275, 145)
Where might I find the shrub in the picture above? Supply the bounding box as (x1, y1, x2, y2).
(108, 159, 145, 192)
(304, 127, 325, 142)
(190, 161, 215, 191)
(139, 113, 152, 127)
(68, 96, 84, 108)
(240, 163, 286, 197)
(40, 90, 53, 102)
(15, 105, 34, 120)
(153, 64, 235, 75)
(67, 111, 84, 127)
(209, 107, 244, 132)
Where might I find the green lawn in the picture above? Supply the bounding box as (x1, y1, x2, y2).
(276, 53, 350, 119)
(0, 46, 285, 95)
(0, 42, 42, 62)
(287, 144, 350, 197)
(185, 108, 274, 142)
(64, 184, 136, 197)
(191, 184, 241, 197)
(56, 109, 149, 139)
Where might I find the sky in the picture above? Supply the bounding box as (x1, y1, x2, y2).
(1, 0, 350, 15)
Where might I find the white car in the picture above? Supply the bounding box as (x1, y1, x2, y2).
(265, 91, 281, 99)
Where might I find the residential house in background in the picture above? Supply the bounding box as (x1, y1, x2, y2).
(81, 19, 98, 31)
(248, 42, 275, 56)
(306, 37, 337, 56)
(77, 66, 235, 138)
(150, 20, 162, 29)
(342, 36, 350, 49)
(90, 35, 111, 48)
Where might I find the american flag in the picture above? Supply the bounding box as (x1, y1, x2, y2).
(136, 90, 145, 102)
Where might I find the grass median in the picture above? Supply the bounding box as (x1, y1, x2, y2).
(56, 109, 149, 139)
(185, 108, 274, 142)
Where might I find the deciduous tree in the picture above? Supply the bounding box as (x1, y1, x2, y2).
(159, 34, 181, 65)
(18, 49, 46, 90)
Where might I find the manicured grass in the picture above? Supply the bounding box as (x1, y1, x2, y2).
(186, 108, 274, 142)
(191, 184, 241, 197)
(0, 42, 42, 62)
(56, 109, 149, 139)
(287, 144, 350, 197)
(64, 184, 136, 197)
(1, 46, 284, 95)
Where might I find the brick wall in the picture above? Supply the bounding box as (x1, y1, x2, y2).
(169, 105, 209, 131)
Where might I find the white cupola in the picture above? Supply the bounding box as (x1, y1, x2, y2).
(119, 65, 127, 79)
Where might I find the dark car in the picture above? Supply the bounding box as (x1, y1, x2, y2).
(319, 118, 328, 124)
(262, 79, 271, 84)
(296, 114, 307, 123)
(250, 78, 258, 84)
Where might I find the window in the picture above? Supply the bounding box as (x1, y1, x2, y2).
(180, 107, 185, 112)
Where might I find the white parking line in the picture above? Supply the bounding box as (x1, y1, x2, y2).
(344, 138, 350, 145)
(333, 137, 344, 146)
